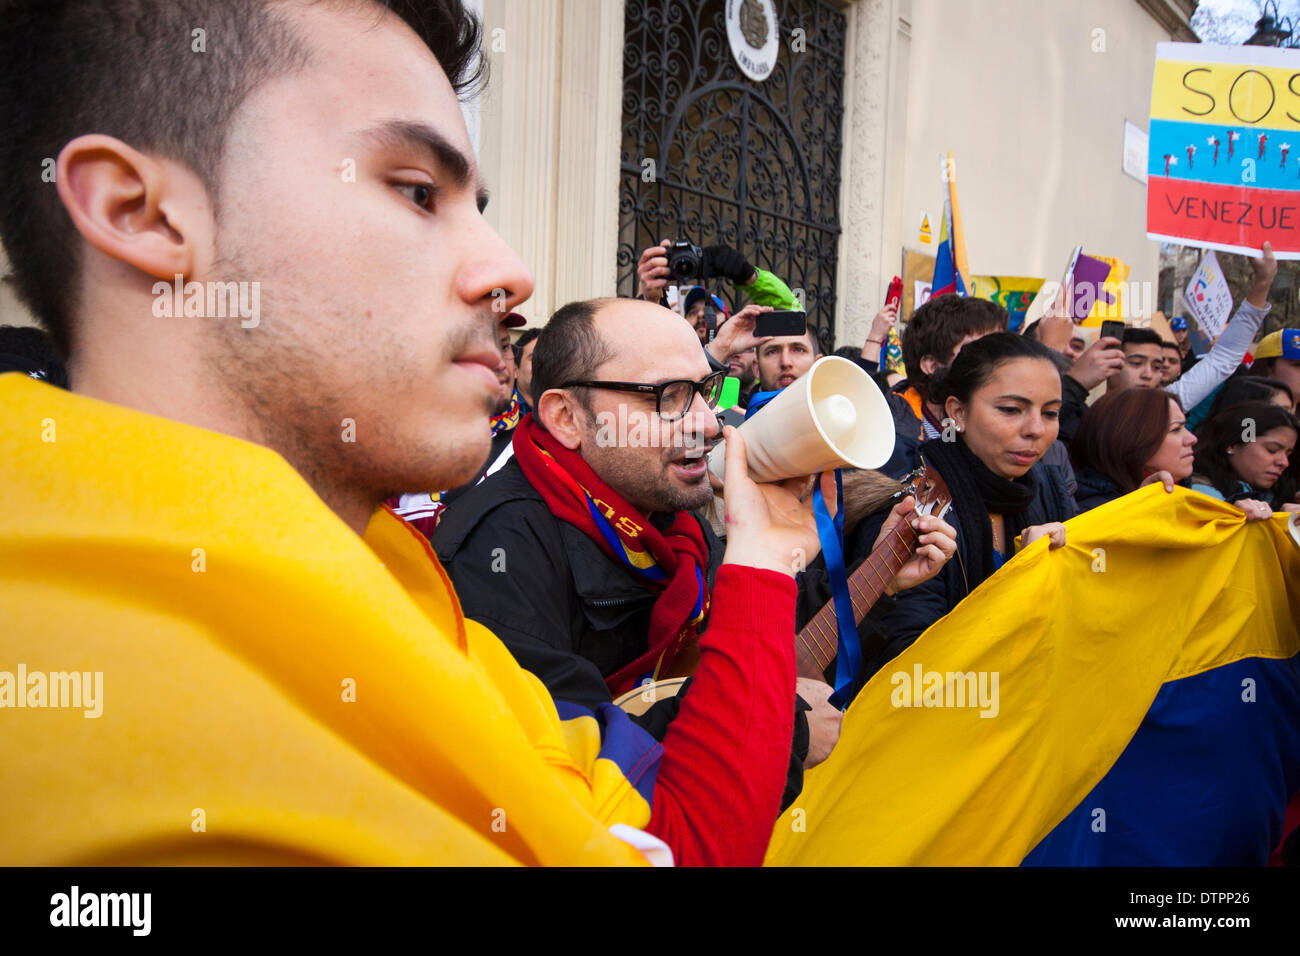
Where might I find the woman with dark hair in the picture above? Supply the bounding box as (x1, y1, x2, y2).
(1190, 401, 1300, 514)
(1185, 371, 1295, 431)
(1205, 374, 1294, 418)
(860, 332, 1077, 678)
(1069, 389, 1196, 511)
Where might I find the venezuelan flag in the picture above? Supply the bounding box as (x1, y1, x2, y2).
(931, 152, 970, 297)
(767, 487, 1300, 865)
(1147, 43, 1300, 258)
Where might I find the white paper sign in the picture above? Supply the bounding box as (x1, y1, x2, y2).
(914, 280, 932, 308)
(1183, 250, 1234, 339)
(1123, 121, 1148, 185)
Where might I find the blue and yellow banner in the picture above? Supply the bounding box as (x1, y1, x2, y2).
(1148, 43, 1300, 258)
(967, 275, 1044, 332)
(767, 487, 1300, 866)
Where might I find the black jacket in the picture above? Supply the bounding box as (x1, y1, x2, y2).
(435, 457, 846, 803)
(848, 457, 1080, 685)
(1058, 374, 1091, 446)
(880, 381, 926, 480)
(1073, 466, 1122, 512)
(433, 457, 900, 800)
(434, 457, 723, 715)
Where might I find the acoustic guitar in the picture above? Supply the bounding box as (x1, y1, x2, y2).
(794, 462, 951, 683)
(612, 462, 953, 713)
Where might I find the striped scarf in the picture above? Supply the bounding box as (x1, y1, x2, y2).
(513, 414, 710, 695)
(490, 388, 523, 435)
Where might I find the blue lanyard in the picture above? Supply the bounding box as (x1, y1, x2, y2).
(813, 470, 859, 710)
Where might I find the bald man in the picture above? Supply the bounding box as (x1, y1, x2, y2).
(434, 297, 957, 803)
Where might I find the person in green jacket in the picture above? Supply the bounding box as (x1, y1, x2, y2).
(635, 239, 801, 317)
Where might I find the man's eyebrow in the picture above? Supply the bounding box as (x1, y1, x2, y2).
(356, 119, 489, 211)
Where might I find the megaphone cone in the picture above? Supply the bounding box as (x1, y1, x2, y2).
(709, 355, 894, 483)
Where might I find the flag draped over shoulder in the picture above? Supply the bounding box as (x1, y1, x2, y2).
(930, 152, 969, 297)
(767, 487, 1300, 866)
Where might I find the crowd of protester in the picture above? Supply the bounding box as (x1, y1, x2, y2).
(2, 0, 1298, 869)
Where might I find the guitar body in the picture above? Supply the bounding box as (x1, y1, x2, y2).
(612, 677, 689, 715)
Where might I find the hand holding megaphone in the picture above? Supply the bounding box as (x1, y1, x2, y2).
(709, 355, 894, 484)
(718, 425, 837, 578)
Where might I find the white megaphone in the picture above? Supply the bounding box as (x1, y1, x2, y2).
(709, 355, 895, 483)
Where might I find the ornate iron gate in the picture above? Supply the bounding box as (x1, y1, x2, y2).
(617, 0, 847, 345)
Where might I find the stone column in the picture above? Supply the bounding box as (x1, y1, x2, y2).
(478, 0, 624, 326)
(833, 0, 910, 348)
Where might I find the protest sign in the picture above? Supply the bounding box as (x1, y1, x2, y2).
(1182, 250, 1234, 338)
(1147, 43, 1300, 258)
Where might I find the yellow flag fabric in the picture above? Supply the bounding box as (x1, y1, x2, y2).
(767, 486, 1300, 866)
(946, 152, 971, 287)
(0, 374, 651, 865)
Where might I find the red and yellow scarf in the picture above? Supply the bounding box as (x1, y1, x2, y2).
(513, 414, 711, 695)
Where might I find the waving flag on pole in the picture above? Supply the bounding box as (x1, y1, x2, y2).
(930, 152, 970, 297)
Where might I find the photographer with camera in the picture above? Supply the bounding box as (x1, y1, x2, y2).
(636, 237, 801, 341)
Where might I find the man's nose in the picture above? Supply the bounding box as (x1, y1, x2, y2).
(684, 389, 721, 439)
(457, 218, 535, 314)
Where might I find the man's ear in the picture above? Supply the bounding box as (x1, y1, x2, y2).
(919, 354, 941, 377)
(536, 390, 585, 451)
(56, 134, 206, 282)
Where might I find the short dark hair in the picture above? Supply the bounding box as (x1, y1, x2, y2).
(1070, 387, 1180, 493)
(1161, 341, 1180, 351)
(512, 327, 541, 366)
(530, 299, 615, 413)
(901, 295, 1007, 392)
(1248, 356, 1282, 377)
(1122, 328, 1163, 349)
(927, 331, 1059, 407)
(1208, 374, 1294, 416)
(0, 0, 484, 357)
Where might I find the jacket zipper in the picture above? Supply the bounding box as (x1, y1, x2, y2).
(587, 596, 643, 608)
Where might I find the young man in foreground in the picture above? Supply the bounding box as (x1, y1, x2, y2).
(0, 0, 822, 866)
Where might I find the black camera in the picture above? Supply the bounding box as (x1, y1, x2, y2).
(666, 240, 703, 281)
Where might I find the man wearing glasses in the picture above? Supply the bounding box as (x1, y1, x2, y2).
(436, 297, 957, 810)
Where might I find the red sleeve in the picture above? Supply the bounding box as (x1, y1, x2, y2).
(646, 564, 796, 866)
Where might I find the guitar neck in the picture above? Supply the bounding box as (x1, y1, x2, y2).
(795, 520, 917, 680)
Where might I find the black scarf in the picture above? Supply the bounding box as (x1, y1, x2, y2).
(919, 435, 1038, 592)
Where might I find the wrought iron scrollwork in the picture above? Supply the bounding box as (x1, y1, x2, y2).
(618, 0, 846, 345)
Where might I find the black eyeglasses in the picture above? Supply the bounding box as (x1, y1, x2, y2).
(561, 370, 727, 422)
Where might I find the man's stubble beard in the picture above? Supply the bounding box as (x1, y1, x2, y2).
(579, 418, 713, 515)
(203, 248, 498, 509)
